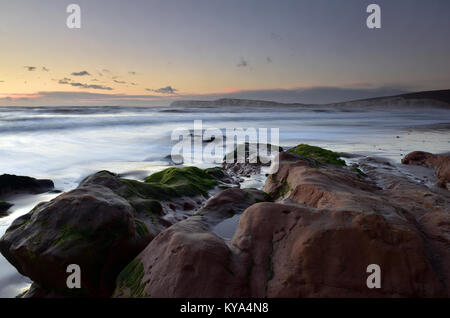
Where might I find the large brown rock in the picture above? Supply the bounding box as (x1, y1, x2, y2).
(0, 184, 149, 297)
(260, 151, 450, 297)
(113, 188, 266, 298)
(402, 151, 450, 189)
(232, 202, 444, 297)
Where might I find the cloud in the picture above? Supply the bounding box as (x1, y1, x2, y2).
(237, 58, 248, 67)
(146, 86, 178, 94)
(57, 78, 71, 84)
(58, 78, 113, 90)
(24, 66, 36, 71)
(0, 91, 168, 106)
(0, 80, 4, 83)
(42, 67, 50, 72)
(113, 80, 127, 84)
(71, 71, 90, 76)
(269, 32, 283, 40)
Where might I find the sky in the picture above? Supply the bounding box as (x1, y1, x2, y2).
(0, 0, 449, 106)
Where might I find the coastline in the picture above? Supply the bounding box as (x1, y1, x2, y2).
(0, 104, 449, 297)
(0, 143, 449, 297)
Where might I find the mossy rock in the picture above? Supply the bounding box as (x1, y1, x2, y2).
(115, 258, 146, 297)
(134, 219, 150, 239)
(223, 143, 283, 163)
(119, 178, 178, 201)
(287, 144, 346, 166)
(351, 165, 368, 180)
(144, 166, 218, 197)
(204, 167, 226, 179)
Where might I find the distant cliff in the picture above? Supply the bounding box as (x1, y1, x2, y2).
(170, 98, 307, 108)
(170, 89, 450, 109)
(324, 89, 450, 109)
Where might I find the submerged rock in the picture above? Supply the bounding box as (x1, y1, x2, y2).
(0, 200, 13, 216)
(0, 174, 54, 197)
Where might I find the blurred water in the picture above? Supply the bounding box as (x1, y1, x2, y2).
(0, 105, 449, 297)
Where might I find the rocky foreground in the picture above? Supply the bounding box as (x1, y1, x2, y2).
(1, 145, 449, 298)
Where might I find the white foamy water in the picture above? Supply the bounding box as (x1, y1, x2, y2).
(0, 105, 449, 297)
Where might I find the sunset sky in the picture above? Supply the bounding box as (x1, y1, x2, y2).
(0, 0, 449, 106)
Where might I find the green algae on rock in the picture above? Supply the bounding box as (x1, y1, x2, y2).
(144, 166, 218, 197)
(115, 258, 147, 298)
(287, 144, 346, 166)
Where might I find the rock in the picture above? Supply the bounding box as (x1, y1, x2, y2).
(259, 146, 450, 296)
(20, 283, 65, 298)
(402, 151, 450, 189)
(263, 151, 377, 207)
(232, 202, 444, 297)
(0, 200, 13, 216)
(194, 187, 267, 222)
(204, 167, 240, 186)
(113, 187, 267, 298)
(0, 174, 54, 197)
(286, 144, 346, 166)
(0, 184, 149, 297)
(143, 166, 219, 197)
(0, 166, 227, 297)
(222, 143, 283, 178)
